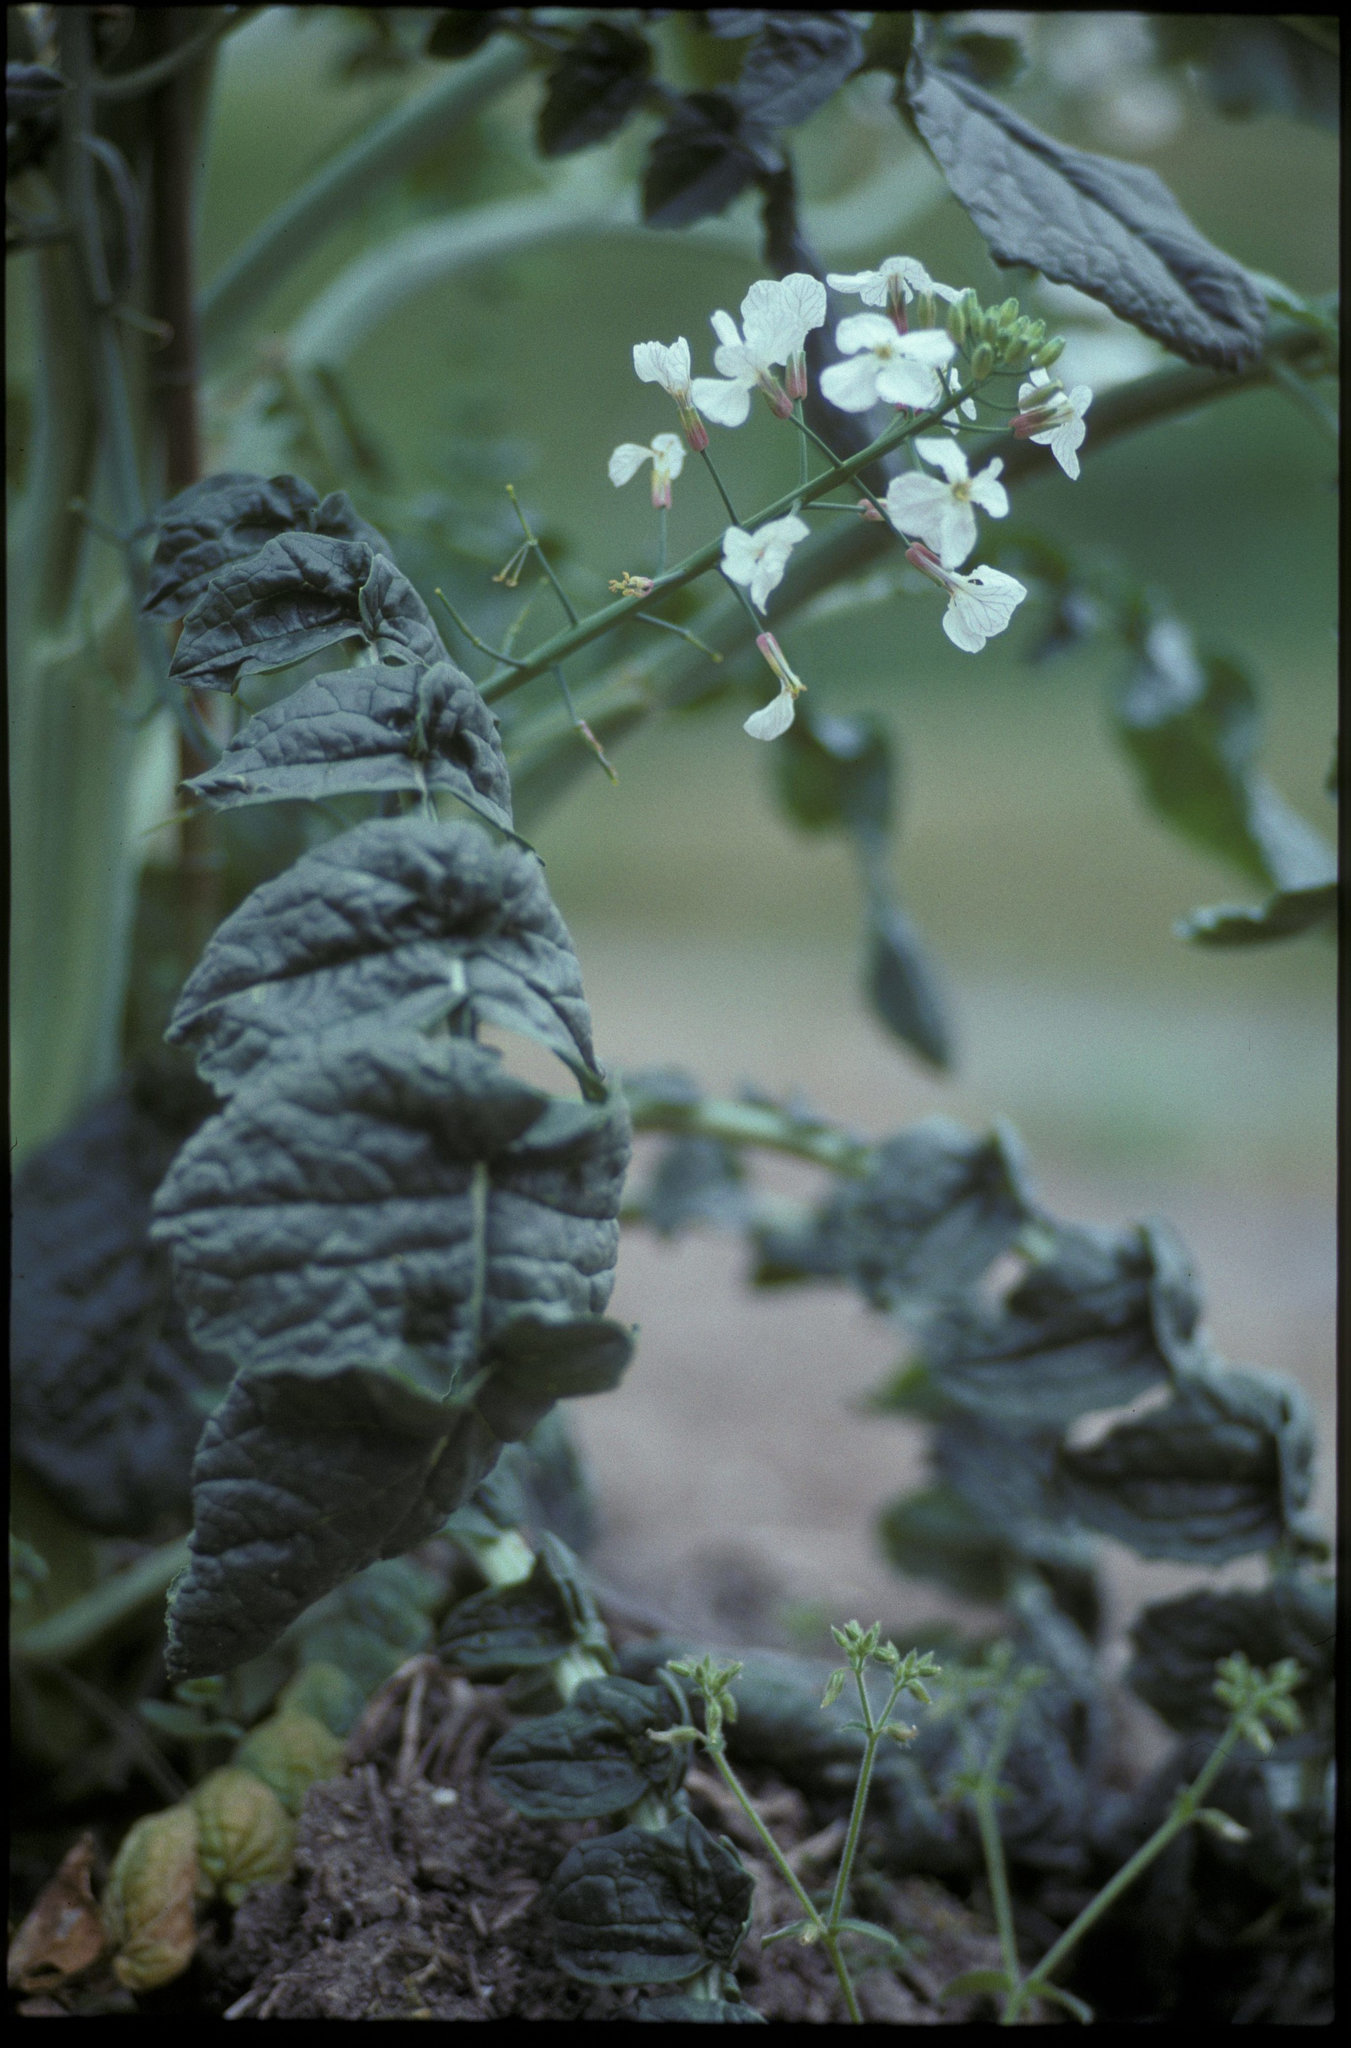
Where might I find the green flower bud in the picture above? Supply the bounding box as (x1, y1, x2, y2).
(971, 341, 996, 380)
(946, 297, 968, 347)
(1026, 317, 1046, 347)
(997, 296, 1020, 330)
(980, 310, 1000, 345)
(914, 288, 935, 328)
(1032, 335, 1066, 369)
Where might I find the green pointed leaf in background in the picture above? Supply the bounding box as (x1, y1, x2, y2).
(185, 659, 514, 834)
(165, 819, 600, 1094)
(1178, 880, 1337, 947)
(549, 1812, 754, 1984)
(537, 21, 651, 158)
(865, 895, 954, 1070)
(771, 703, 892, 841)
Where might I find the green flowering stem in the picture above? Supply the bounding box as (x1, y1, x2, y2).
(622, 1083, 874, 1177)
(995, 1654, 1304, 2025)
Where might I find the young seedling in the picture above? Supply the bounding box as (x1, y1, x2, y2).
(660, 1626, 942, 2024)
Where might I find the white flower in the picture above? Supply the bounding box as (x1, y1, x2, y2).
(883, 437, 1009, 570)
(690, 273, 827, 427)
(1013, 369, 1093, 479)
(744, 631, 805, 740)
(633, 337, 708, 450)
(905, 543, 1027, 653)
(826, 256, 962, 317)
(721, 513, 810, 612)
(940, 365, 978, 426)
(607, 432, 685, 509)
(819, 315, 955, 414)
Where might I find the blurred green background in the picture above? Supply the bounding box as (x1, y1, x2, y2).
(188, 13, 1335, 1187)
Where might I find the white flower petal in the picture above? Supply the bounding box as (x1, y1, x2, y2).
(826, 266, 889, 305)
(914, 435, 970, 484)
(968, 461, 1009, 517)
(710, 309, 741, 349)
(720, 527, 758, 582)
(710, 338, 757, 384)
(883, 472, 949, 532)
(943, 567, 1027, 651)
(691, 375, 753, 427)
(874, 357, 946, 409)
(834, 311, 898, 354)
(896, 329, 958, 368)
(819, 355, 880, 412)
(744, 687, 798, 740)
(607, 443, 653, 487)
(633, 338, 690, 395)
(650, 432, 685, 477)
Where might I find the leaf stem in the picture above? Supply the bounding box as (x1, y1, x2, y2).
(507, 485, 578, 624)
(13, 1537, 192, 1664)
(433, 585, 528, 668)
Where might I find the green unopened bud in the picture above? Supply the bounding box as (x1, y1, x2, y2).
(945, 297, 967, 347)
(1026, 318, 1046, 347)
(1196, 1806, 1251, 1845)
(1000, 336, 1033, 373)
(821, 1668, 848, 1709)
(997, 297, 1020, 330)
(971, 341, 996, 380)
(914, 288, 935, 329)
(961, 288, 981, 324)
(882, 1719, 918, 1744)
(1032, 335, 1065, 370)
(980, 310, 1000, 346)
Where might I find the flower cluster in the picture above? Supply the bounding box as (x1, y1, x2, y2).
(609, 256, 1092, 738)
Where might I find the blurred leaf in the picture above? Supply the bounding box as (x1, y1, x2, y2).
(5, 1834, 107, 1994)
(1178, 880, 1337, 947)
(232, 1708, 347, 1818)
(864, 896, 954, 1070)
(642, 89, 780, 228)
(190, 1766, 295, 1906)
(1127, 1578, 1334, 1735)
(917, 1220, 1201, 1431)
(12, 1077, 229, 1536)
(284, 1558, 444, 1699)
(755, 1118, 1033, 1308)
(186, 658, 514, 834)
(168, 534, 445, 694)
(474, 1312, 634, 1442)
(101, 1805, 200, 1993)
(488, 1675, 687, 1818)
(903, 34, 1267, 369)
(1112, 625, 1335, 892)
(735, 12, 864, 127)
(1059, 1363, 1321, 1563)
(878, 1483, 1024, 1606)
(634, 1135, 750, 1237)
(771, 704, 892, 839)
(438, 1532, 610, 1677)
(165, 819, 598, 1095)
(549, 1813, 753, 1984)
(425, 11, 504, 61)
(144, 472, 389, 622)
(538, 21, 652, 158)
(638, 1993, 767, 2021)
(1157, 15, 1340, 129)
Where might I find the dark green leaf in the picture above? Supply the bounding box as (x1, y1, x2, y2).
(1127, 1578, 1335, 1734)
(283, 1556, 446, 1699)
(755, 1118, 1032, 1308)
(876, 1481, 1098, 1631)
(635, 1135, 750, 1237)
(475, 1311, 634, 1442)
(926, 19, 1027, 89)
(550, 1813, 754, 1984)
(438, 1532, 610, 1676)
(1187, 16, 1339, 129)
(185, 658, 513, 831)
(487, 1675, 686, 1817)
(903, 38, 1267, 369)
(735, 13, 863, 128)
(168, 533, 444, 694)
(1059, 1363, 1320, 1562)
(425, 11, 504, 61)
(165, 819, 600, 1095)
(1178, 880, 1337, 947)
(151, 1034, 630, 1386)
(12, 1074, 230, 1536)
(642, 91, 780, 229)
(638, 1993, 767, 2021)
(1112, 632, 1335, 891)
(865, 896, 954, 1069)
(771, 704, 892, 840)
(918, 1220, 1199, 1429)
(144, 472, 389, 622)
(538, 22, 651, 157)
(165, 1366, 498, 1679)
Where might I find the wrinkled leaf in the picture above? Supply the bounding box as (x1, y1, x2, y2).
(917, 1219, 1199, 1429)
(756, 1118, 1032, 1309)
(876, 1481, 1100, 1634)
(865, 896, 954, 1069)
(190, 1766, 295, 1905)
(164, 1367, 498, 1679)
(101, 1805, 200, 1993)
(273, 1660, 369, 1739)
(550, 1813, 754, 1984)
(634, 1135, 750, 1238)
(903, 40, 1267, 368)
(487, 1675, 687, 1818)
(166, 819, 599, 1095)
(143, 472, 389, 621)
(6, 1834, 107, 1993)
(283, 1557, 444, 1699)
(232, 1708, 348, 1817)
(1059, 1363, 1320, 1562)
(152, 1034, 629, 1383)
(1178, 880, 1337, 947)
(1127, 1578, 1335, 1734)
(439, 1532, 610, 1677)
(735, 12, 863, 127)
(185, 659, 513, 834)
(1113, 629, 1335, 891)
(12, 1075, 230, 1535)
(538, 21, 651, 157)
(771, 703, 892, 841)
(642, 90, 779, 228)
(168, 533, 444, 693)
(473, 1312, 633, 1442)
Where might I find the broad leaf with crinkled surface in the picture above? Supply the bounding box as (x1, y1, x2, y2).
(903, 38, 1267, 369)
(168, 533, 444, 693)
(143, 472, 390, 620)
(1127, 1578, 1335, 1735)
(165, 819, 599, 1094)
(549, 1812, 753, 1984)
(488, 1675, 687, 1818)
(151, 1034, 629, 1383)
(185, 660, 513, 832)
